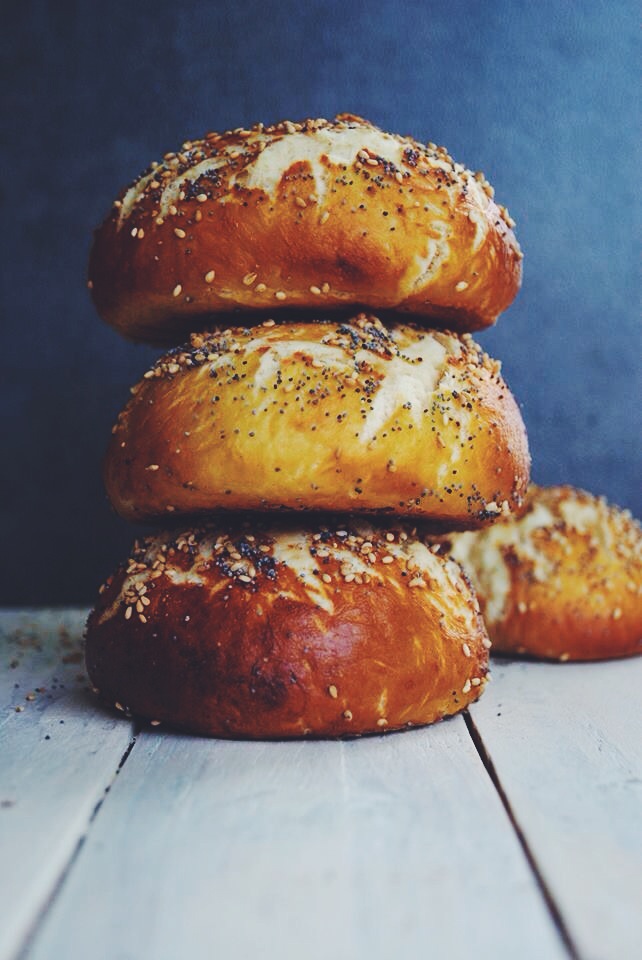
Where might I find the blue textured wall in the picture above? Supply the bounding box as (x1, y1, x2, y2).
(2, 0, 639, 604)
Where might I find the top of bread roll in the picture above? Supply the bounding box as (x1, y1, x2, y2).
(438, 485, 642, 661)
(103, 314, 530, 525)
(88, 114, 522, 343)
(85, 516, 490, 738)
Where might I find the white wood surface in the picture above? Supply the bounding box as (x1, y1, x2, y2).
(469, 657, 642, 960)
(2, 609, 640, 960)
(22, 723, 565, 960)
(0, 610, 135, 960)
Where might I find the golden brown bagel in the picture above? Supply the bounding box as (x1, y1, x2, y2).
(88, 114, 522, 343)
(436, 485, 642, 661)
(104, 314, 530, 525)
(85, 518, 490, 738)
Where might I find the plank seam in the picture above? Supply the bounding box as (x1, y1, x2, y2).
(463, 710, 582, 960)
(12, 727, 140, 960)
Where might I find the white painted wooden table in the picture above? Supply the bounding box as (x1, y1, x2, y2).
(1, 610, 640, 960)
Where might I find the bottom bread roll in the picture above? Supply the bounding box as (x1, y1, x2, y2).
(438, 485, 642, 661)
(85, 518, 490, 738)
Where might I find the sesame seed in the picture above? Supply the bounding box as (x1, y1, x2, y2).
(321, 282, 330, 293)
(343, 710, 353, 721)
(328, 684, 338, 699)
(320, 211, 330, 225)
(455, 281, 469, 292)
(310, 285, 321, 295)
(295, 196, 307, 208)
(124, 606, 133, 620)
(462, 679, 472, 694)
(382, 555, 394, 564)
(408, 577, 425, 588)
(275, 291, 287, 300)
(172, 284, 182, 297)
(255, 283, 267, 293)
(155, 217, 164, 226)
(462, 643, 471, 657)
(150, 720, 161, 726)
(560, 653, 570, 662)
(517, 601, 527, 614)
(169, 204, 178, 216)
(471, 677, 481, 686)
(146, 464, 160, 471)
(243, 272, 257, 286)
(377, 718, 388, 727)
(196, 193, 208, 203)
(174, 228, 186, 239)
(321, 573, 332, 584)
(131, 227, 138, 238)
(205, 270, 216, 283)
(612, 607, 622, 620)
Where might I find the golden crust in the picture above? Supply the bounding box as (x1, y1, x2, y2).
(88, 114, 522, 343)
(103, 314, 530, 525)
(85, 518, 490, 738)
(439, 485, 642, 661)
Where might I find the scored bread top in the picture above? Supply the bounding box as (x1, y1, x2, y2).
(104, 314, 530, 525)
(439, 484, 642, 660)
(86, 517, 490, 738)
(89, 114, 522, 343)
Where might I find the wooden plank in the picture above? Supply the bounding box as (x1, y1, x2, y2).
(0, 609, 135, 960)
(24, 717, 566, 960)
(468, 656, 642, 960)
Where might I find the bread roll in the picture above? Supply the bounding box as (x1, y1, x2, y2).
(85, 518, 490, 738)
(88, 114, 522, 343)
(437, 485, 642, 661)
(104, 314, 530, 525)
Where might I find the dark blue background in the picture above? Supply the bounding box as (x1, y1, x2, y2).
(2, 0, 639, 604)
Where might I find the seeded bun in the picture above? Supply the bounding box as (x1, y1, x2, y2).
(104, 314, 530, 526)
(85, 519, 490, 738)
(88, 114, 522, 344)
(436, 485, 642, 661)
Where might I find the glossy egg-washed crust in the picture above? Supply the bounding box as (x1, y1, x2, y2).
(436, 485, 642, 661)
(85, 518, 490, 738)
(104, 314, 530, 525)
(88, 114, 522, 344)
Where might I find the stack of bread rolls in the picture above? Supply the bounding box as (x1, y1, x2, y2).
(85, 113, 536, 737)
